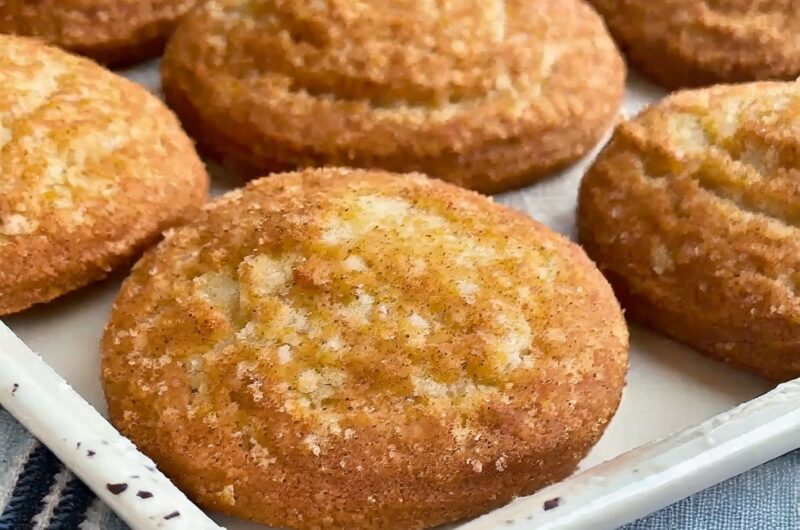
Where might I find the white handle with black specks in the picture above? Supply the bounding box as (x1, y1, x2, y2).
(0, 321, 224, 530)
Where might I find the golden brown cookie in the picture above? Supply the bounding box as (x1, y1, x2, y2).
(103, 168, 628, 530)
(160, 0, 625, 194)
(588, 0, 800, 89)
(0, 0, 199, 66)
(579, 81, 800, 381)
(0, 35, 209, 315)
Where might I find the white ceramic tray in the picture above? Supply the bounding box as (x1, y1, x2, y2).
(2, 60, 799, 530)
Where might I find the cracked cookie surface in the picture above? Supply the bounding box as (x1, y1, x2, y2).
(103, 167, 628, 529)
(0, 35, 208, 315)
(579, 81, 800, 380)
(161, 0, 625, 193)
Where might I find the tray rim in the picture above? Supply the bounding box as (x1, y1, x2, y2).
(3, 319, 799, 530)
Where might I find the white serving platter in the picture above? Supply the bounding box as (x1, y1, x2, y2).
(2, 59, 799, 530)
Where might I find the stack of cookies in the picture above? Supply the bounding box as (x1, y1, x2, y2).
(1, 1, 797, 528)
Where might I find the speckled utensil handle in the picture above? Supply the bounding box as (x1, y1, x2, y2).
(0, 321, 224, 530)
(463, 379, 800, 530)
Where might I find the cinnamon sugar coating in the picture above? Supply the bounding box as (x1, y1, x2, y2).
(0, 0, 199, 65)
(580, 81, 800, 380)
(161, 0, 625, 193)
(0, 36, 208, 315)
(589, 0, 800, 88)
(103, 168, 628, 529)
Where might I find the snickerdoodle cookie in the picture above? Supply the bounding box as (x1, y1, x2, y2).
(0, 0, 199, 65)
(103, 168, 628, 529)
(588, 0, 800, 88)
(579, 81, 800, 381)
(0, 36, 208, 315)
(161, 0, 625, 193)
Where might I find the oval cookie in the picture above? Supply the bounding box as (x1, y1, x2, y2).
(579, 81, 800, 380)
(161, 0, 625, 193)
(0, 0, 199, 65)
(0, 36, 209, 315)
(588, 0, 800, 88)
(103, 168, 628, 529)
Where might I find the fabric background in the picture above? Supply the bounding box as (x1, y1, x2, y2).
(2, 408, 798, 530)
(0, 409, 126, 530)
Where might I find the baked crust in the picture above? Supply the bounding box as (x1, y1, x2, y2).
(103, 168, 628, 529)
(588, 0, 800, 89)
(0, 0, 199, 66)
(0, 35, 209, 315)
(579, 81, 800, 381)
(161, 0, 625, 193)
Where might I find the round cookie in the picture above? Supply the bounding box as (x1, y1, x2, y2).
(160, 0, 625, 194)
(103, 168, 628, 529)
(0, 0, 199, 66)
(588, 0, 800, 89)
(0, 35, 208, 315)
(579, 81, 800, 381)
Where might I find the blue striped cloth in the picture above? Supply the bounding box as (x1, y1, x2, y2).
(0, 409, 126, 530)
(1, 407, 798, 529)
